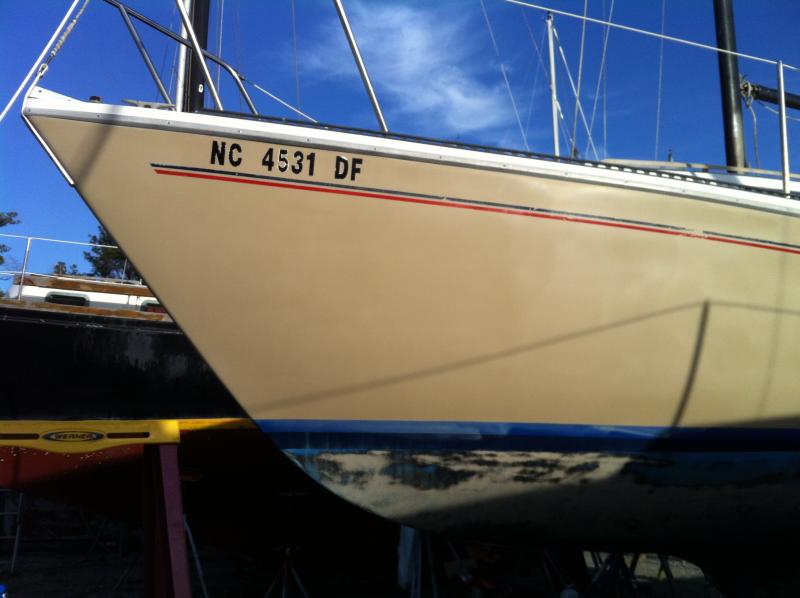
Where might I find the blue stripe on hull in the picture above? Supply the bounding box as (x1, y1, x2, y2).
(256, 419, 800, 453)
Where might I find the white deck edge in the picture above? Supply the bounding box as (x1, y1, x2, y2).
(24, 86, 800, 218)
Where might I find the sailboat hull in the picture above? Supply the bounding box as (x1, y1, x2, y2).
(24, 88, 800, 548)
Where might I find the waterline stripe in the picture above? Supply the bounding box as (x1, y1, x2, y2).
(256, 419, 800, 453)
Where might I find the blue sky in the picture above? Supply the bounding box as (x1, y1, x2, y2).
(1, 0, 799, 282)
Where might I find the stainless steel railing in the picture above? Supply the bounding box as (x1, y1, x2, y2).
(17, 0, 799, 197)
(104, 0, 318, 122)
(106, 0, 250, 113)
(509, 0, 798, 196)
(0, 233, 139, 301)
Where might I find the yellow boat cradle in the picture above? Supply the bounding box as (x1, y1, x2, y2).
(0, 418, 255, 453)
(0, 419, 180, 454)
(0, 417, 253, 597)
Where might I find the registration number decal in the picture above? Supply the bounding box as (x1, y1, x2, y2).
(209, 139, 364, 181)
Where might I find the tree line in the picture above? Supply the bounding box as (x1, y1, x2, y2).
(0, 211, 19, 269)
(57, 226, 141, 281)
(0, 211, 20, 297)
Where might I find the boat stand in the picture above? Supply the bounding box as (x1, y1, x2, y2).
(0, 419, 192, 597)
(143, 443, 192, 597)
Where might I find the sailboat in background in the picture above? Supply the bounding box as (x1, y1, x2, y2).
(14, 0, 800, 559)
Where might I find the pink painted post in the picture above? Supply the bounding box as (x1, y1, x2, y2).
(144, 444, 192, 597)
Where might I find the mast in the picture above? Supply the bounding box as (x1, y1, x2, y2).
(713, 0, 746, 169)
(183, 0, 210, 112)
(174, 0, 191, 112)
(546, 13, 560, 157)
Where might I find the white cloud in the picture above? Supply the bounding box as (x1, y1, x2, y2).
(305, 2, 515, 139)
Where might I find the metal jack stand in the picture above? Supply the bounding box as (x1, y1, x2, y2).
(264, 548, 310, 598)
(399, 527, 441, 598)
(586, 552, 639, 596)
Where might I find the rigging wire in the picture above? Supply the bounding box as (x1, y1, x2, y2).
(233, 0, 243, 111)
(247, 81, 317, 122)
(553, 81, 574, 151)
(755, 100, 800, 123)
(215, 0, 225, 91)
(744, 94, 761, 168)
(46, 0, 92, 67)
(516, 46, 537, 122)
(585, 0, 615, 159)
(514, 23, 539, 128)
(557, 100, 573, 150)
(550, 78, 572, 151)
(479, 0, 530, 150)
(654, 0, 666, 160)
(291, 0, 301, 109)
(521, 11, 550, 88)
(166, 48, 179, 102)
(552, 26, 599, 160)
(513, 56, 536, 145)
(603, 42, 607, 158)
(602, 0, 608, 156)
(503, 0, 798, 71)
(571, 0, 589, 157)
(0, 0, 88, 125)
(157, 4, 178, 102)
(173, 0, 190, 111)
(521, 12, 547, 134)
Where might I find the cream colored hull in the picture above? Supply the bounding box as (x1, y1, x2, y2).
(24, 88, 800, 547)
(26, 110, 800, 427)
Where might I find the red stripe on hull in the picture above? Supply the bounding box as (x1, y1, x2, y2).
(153, 168, 800, 256)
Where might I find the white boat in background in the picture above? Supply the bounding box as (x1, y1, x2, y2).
(14, 0, 800, 557)
(7, 273, 163, 313)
